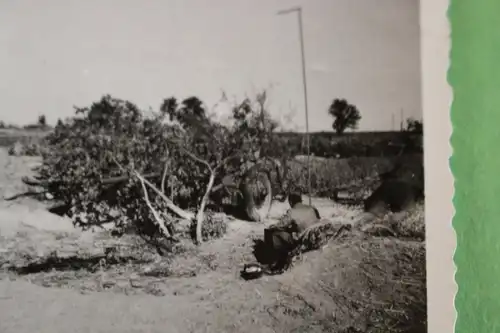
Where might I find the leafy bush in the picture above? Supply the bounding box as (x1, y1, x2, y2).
(35, 93, 285, 244)
(190, 212, 228, 242)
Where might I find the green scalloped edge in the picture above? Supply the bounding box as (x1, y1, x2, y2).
(449, 0, 500, 332)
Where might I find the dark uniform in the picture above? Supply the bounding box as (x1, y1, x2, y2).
(263, 193, 321, 272)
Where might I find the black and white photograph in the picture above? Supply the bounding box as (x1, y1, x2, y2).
(0, 1, 425, 332)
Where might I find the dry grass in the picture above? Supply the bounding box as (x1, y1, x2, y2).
(272, 204, 426, 333)
(274, 238, 426, 333)
(288, 156, 399, 197)
(359, 203, 425, 241)
(390, 203, 425, 240)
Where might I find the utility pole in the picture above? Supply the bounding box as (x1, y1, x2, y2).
(277, 6, 312, 205)
(400, 109, 404, 131)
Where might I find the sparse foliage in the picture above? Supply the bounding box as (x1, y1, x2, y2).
(190, 212, 228, 242)
(405, 118, 423, 134)
(328, 98, 362, 135)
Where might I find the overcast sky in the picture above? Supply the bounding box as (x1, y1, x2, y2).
(0, 0, 421, 131)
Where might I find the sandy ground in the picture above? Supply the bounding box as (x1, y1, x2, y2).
(0, 148, 377, 333)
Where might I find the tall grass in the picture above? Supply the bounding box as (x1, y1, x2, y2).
(288, 156, 391, 197)
(287, 154, 423, 198)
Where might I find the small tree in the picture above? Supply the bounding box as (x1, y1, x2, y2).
(405, 118, 423, 134)
(38, 114, 47, 127)
(328, 99, 361, 135)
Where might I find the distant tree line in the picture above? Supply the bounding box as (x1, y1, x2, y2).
(0, 96, 422, 159)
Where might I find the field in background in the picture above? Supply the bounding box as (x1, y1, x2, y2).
(0, 128, 48, 147)
(277, 130, 423, 158)
(1, 127, 422, 157)
(279, 130, 412, 143)
(290, 154, 421, 197)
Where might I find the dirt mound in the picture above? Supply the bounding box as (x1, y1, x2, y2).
(274, 236, 426, 333)
(0, 205, 77, 236)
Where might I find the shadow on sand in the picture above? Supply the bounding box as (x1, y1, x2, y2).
(8, 254, 150, 275)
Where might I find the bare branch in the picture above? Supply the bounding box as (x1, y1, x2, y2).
(134, 171, 195, 221)
(21, 172, 162, 189)
(21, 176, 53, 187)
(111, 156, 195, 221)
(111, 156, 127, 172)
(178, 146, 213, 172)
(214, 153, 240, 172)
(137, 173, 172, 238)
(195, 170, 217, 244)
(112, 156, 175, 236)
(205, 91, 231, 118)
(210, 181, 238, 193)
(4, 190, 48, 201)
(161, 153, 169, 195)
